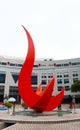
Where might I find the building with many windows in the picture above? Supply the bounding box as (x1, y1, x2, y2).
(0, 56, 80, 104)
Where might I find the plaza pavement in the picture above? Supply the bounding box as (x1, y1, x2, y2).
(0, 104, 80, 130)
(2, 121, 80, 130)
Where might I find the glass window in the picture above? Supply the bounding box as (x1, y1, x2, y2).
(56, 64, 61, 67)
(42, 73, 47, 78)
(48, 75, 53, 78)
(73, 78, 78, 83)
(18, 64, 22, 67)
(42, 86, 45, 91)
(0, 85, 4, 89)
(48, 73, 53, 78)
(73, 74, 78, 77)
(32, 87, 37, 92)
(57, 75, 62, 78)
(0, 73, 6, 83)
(42, 80, 47, 85)
(63, 63, 69, 66)
(42, 76, 44, 78)
(72, 62, 80, 65)
(64, 74, 69, 77)
(9, 86, 19, 95)
(10, 63, 16, 66)
(65, 86, 70, 91)
(33, 65, 38, 67)
(57, 79, 62, 84)
(64, 79, 69, 84)
(57, 75, 59, 78)
(48, 80, 50, 83)
(58, 86, 63, 91)
(31, 75, 38, 85)
(11, 73, 19, 83)
(48, 76, 51, 78)
(2, 62, 6, 65)
(0, 85, 4, 94)
(60, 75, 62, 78)
(72, 62, 77, 65)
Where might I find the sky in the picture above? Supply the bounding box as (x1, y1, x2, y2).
(0, 0, 80, 60)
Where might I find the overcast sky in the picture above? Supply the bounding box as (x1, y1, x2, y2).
(0, 0, 80, 60)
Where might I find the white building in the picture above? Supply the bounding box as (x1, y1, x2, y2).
(0, 56, 80, 104)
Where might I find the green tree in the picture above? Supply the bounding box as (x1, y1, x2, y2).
(21, 102, 28, 110)
(4, 102, 12, 113)
(71, 80, 80, 92)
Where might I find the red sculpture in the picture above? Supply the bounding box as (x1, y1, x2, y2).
(18, 25, 64, 112)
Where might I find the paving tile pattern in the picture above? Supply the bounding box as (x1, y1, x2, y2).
(0, 104, 80, 130)
(2, 121, 80, 130)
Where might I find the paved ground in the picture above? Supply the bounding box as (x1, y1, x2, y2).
(0, 104, 80, 130)
(2, 121, 80, 130)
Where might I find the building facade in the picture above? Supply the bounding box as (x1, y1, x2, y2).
(0, 56, 80, 103)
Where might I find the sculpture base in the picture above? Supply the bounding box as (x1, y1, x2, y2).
(15, 109, 71, 117)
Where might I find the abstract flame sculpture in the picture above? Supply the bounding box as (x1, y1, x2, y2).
(18, 25, 64, 112)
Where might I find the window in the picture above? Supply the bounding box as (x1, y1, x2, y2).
(2, 62, 6, 65)
(42, 86, 45, 91)
(0, 85, 4, 89)
(42, 73, 47, 78)
(57, 79, 62, 84)
(64, 74, 69, 77)
(73, 78, 78, 83)
(48, 80, 50, 83)
(57, 75, 62, 78)
(57, 75, 59, 78)
(42, 76, 44, 78)
(18, 64, 22, 67)
(0, 73, 6, 83)
(72, 62, 77, 65)
(9, 90, 18, 94)
(42, 80, 47, 85)
(31, 75, 38, 85)
(33, 65, 38, 67)
(56, 64, 61, 67)
(9, 86, 19, 96)
(72, 62, 80, 65)
(11, 73, 19, 83)
(64, 79, 69, 84)
(63, 63, 69, 66)
(48, 76, 51, 78)
(65, 86, 70, 91)
(73, 74, 78, 77)
(58, 86, 63, 91)
(32, 87, 37, 92)
(0, 85, 4, 94)
(48, 73, 53, 78)
(44, 76, 47, 78)
(10, 63, 16, 66)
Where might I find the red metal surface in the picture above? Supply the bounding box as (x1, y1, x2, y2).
(18, 25, 64, 112)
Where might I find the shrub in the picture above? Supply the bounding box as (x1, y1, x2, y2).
(4, 102, 12, 108)
(21, 102, 27, 109)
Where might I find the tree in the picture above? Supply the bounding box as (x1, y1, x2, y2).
(4, 102, 12, 113)
(21, 102, 28, 110)
(71, 80, 80, 92)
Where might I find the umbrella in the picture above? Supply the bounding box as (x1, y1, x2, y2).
(8, 97, 16, 103)
(8, 97, 16, 115)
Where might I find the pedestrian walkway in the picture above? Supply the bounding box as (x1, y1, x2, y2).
(2, 121, 80, 130)
(0, 104, 80, 130)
